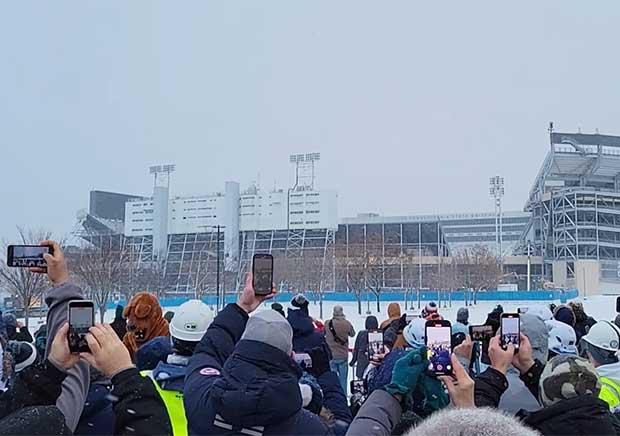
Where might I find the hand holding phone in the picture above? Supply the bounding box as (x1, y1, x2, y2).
(368, 330, 386, 357)
(68, 301, 94, 354)
(426, 320, 453, 376)
(252, 254, 274, 296)
(7, 244, 52, 268)
(500, 313, 520, 352)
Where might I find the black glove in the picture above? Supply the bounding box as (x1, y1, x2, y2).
(307, 343, 331, 378)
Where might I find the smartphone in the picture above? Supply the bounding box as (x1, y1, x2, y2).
(293, 352, 313, 369)
(68, 300, 94, 353)
(425, 320, 452, 376)
(616, 297, 620, 313)
(7, 245, 52, 268)
(350, 379, 366, 396)
(469, 324, 493, 363)
(368, 330, 386, 356)
(500, 313, 520, 351)
(252, 254, 274, 296)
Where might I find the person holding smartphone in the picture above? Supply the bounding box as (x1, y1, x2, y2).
(28, 240, 90, 432)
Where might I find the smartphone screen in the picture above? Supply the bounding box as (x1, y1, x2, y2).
(252, 254, 273, 295)
(293, 352, 313, 369)
(469, 324, 493, 362)
(501, 314, 520, 351)
(426, 322, 452, 376)
(368, 330, 385, 356)
(68, 301, 94, 353)
(350, 379, 366, 395)
(7, 245, 51, 268)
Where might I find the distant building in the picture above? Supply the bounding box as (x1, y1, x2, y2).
(520, 128, 620, 294)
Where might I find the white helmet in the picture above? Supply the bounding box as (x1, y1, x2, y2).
(581, 321, 620, 353)
(169, 300, 214, 342)
(548, 322, 578, 355)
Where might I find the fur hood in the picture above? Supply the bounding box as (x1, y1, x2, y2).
(406, 407, 540, 436)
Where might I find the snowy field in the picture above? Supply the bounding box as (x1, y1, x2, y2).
(19, 294, 620, 391)
(22, 294, 620, 338)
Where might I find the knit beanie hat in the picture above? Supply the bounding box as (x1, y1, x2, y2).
(456, 307, 469, 325)
(271, 302, 286, 318)
(539, 355, 600, 407)
(241, 309, 293, 355)
(291, 294, 309, 309)
(425, 302, 438, 314)
(554, 306, 576, 327)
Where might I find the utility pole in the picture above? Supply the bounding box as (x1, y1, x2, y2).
(216, 225, 221, 311)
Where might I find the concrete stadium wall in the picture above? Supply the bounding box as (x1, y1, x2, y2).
(107, 288, 579, 309)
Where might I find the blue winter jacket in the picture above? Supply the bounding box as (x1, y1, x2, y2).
(287, 308, 326, 354)
(184, 304, 351, 436)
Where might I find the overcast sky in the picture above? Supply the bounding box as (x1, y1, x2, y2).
(2, 1, 620, 241)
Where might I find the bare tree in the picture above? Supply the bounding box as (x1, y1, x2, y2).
(0, 228, 53, 328)
(72, 233, 129, 322)
(453, 245, 502, 303)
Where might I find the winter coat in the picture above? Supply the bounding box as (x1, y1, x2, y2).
(75, 382, 115, 435)
(111, 305, 128, 340)
(0, 406, 72, 435)
(136, 336, 173, 371)
(474, 363, 619, 436)
(497, 367, 542, 414)
(574, 315, 596, 342)
(519, 395, 617, 436)
(0, 359, 67, 420)
(350, 316, 379, 378)
(184, 303, 351, 436)
(110, 367, 173, 436)
(44, 283, 90, 431)
(380, 303, 402, 330)
(326, 317, 355, 360)
(287, 308, 326, 353)
(345, 389, 402, 436)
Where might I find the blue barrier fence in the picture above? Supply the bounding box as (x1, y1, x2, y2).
(106, 288, 579, 309)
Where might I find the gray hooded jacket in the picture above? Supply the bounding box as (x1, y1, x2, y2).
(44, 283, 90, 431)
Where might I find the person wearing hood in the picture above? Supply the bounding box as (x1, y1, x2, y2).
(350, 315, 378, 379)
(326, 305, 355, 394)
(568, 301, 596, 342)
(184, 274, 352, 436)
(497, 313, 549, 414)
(456, 307, 469, 326)
(287, 294, 326, 354)
(581, 320, 620, 412)
(271, 302, 285, 318)
(484, 305, 503, 335)
(110, 304, 127, 340)
(380, 303, 402, 330)
(380, 303, 407, 349)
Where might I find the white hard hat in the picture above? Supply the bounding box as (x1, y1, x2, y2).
(581, 321, 620, 353)
(169, 300, 214, 342)
(548, 322, 578, 355)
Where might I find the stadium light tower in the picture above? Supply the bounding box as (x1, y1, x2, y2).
(150, 164, 176, 188)
(489, 176, 505, 256)
(289, 152, 320, 191)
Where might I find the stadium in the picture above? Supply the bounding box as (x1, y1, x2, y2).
(77, 127, 620, 297)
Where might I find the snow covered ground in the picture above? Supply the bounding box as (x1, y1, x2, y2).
(18, 294, 619, 392)
(22, 294, 620, 334)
